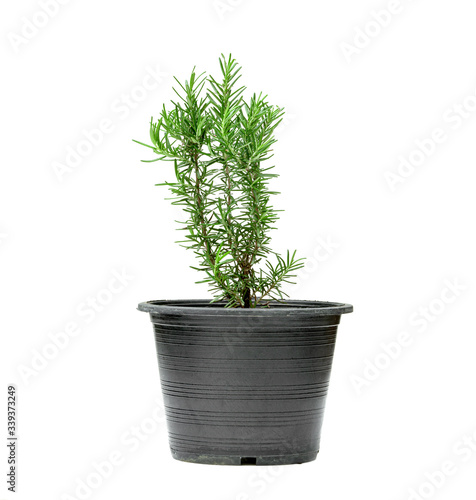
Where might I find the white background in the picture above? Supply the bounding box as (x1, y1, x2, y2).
(1, 0, 476, 499)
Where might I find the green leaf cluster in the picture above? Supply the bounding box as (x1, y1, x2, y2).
(134, 54, 304, 308)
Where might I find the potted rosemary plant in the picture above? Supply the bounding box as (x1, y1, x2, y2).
(136, 54, 352, 465)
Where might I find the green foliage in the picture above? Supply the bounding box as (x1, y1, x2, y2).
(134, 54, 304, 308)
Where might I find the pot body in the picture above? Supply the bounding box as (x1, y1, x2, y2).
(138, 300, 352, 465)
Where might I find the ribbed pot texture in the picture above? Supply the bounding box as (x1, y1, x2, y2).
(138, 299, 353, 465)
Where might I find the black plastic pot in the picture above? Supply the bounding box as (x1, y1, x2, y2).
(138, 299, 352, 465)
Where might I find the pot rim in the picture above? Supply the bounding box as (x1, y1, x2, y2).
(137, 299, 353, 316)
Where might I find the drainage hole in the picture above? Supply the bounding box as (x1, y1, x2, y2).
(240, 457, 257, 465)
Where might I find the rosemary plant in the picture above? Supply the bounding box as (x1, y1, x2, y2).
(135, 54, 304, 308)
